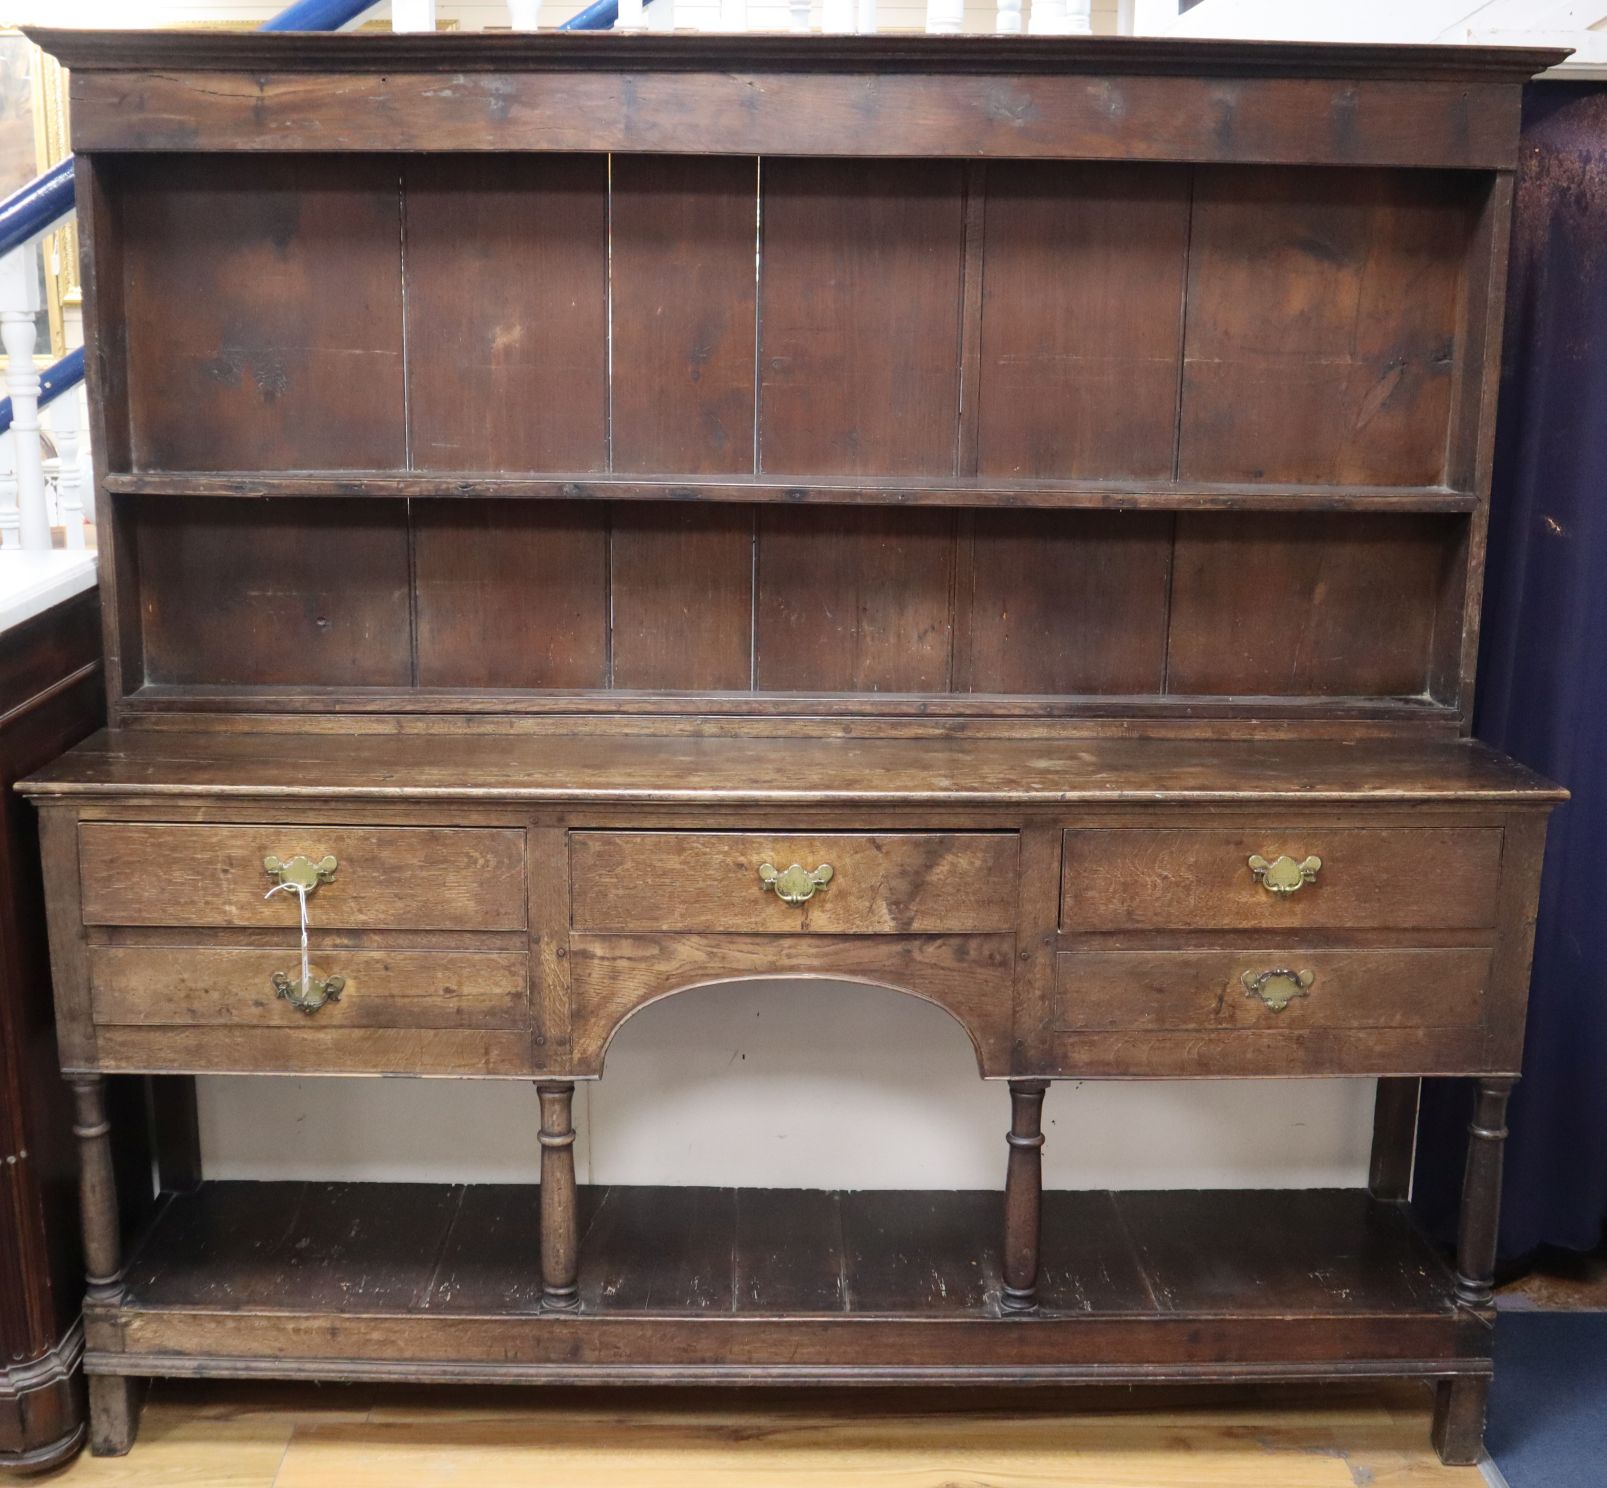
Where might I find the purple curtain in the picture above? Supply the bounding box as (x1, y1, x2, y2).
(1415, 83, 1607, 1259)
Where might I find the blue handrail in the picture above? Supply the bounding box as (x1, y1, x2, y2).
(560, 0, 622, 28)
(0, 158, 74, 263)
(261, 0, 378, 31)
(0, 347, 84, 437)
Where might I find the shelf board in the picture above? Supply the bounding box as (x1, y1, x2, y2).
(118, 683, 1459, 724)
(103, 471, 1481, 515)
(92, 1182, 1475, 1384)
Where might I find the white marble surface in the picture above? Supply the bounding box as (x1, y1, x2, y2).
(0, 549, 97, 635)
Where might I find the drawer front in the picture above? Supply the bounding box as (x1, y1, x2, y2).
(79, 823, 527, 931)
(570, 832, 1019, 934)
(1060, 827, 1503, 933)
(89, 947, 531, 1030)
(1055, 947, 1490, 1034)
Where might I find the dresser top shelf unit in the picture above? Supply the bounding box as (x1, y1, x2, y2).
(40, 28, 1567, 744)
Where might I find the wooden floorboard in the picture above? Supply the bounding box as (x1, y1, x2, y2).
(43, 1378, 1487, 1485)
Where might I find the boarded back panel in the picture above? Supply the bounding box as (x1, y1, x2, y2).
(964, 511, 1173, 695)
(611, 155, 758, 476)
(1178, 167, 1473, 487)
(135, 498, 411, 688)
(405, 155, 608, 474)
(978, 162, 1191, 481)
(1166, 513, 1455, 697)
(611, 506, 755, 691)
(755, 507, 954, 694)
(122, 155, 405, 472)
(413, 500, 608, 689)
(759, 159, 964, 477)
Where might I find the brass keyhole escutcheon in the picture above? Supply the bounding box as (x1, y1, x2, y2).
(272, 971, 346, 1016)
(264, 854, 338, 894)
(1240, 967, 1315, 1013)
(1248, 853, 1322, 896)
(759, 862, 834, 907)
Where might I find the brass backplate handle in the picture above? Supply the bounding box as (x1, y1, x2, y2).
(759, 861, 834, 906)
(1247, 853, 1322, 896)
(1240, 967, 1316, 1012)
(272, 970, 345, 1016)
(264, 854, 338, 894)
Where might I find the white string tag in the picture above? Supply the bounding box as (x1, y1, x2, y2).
(264, 879, 312, 1001)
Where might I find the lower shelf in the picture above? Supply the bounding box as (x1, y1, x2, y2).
(92, 1183, 1484, 1385)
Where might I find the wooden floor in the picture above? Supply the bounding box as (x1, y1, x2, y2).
(51, 1379, 1486, 1486)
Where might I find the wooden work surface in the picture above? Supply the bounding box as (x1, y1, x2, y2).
(19, 729, 1561, 806)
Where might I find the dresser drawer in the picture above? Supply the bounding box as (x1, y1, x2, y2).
(84, 946, 533, 1076)
(89, 947, 530, 1030)
(1055, 947, 1491, 1035)
(1060, 827, 1504, 933)
(78, 823, 527, 931)
(570, 831, 1019, 934)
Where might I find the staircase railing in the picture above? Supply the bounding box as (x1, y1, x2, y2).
(0, 0, 1092, 553)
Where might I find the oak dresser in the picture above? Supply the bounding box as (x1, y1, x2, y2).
(24, 26, 1568, 1464)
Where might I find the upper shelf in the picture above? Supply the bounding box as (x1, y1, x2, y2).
(103, 473, 1479, 514)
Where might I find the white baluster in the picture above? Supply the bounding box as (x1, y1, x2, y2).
(715, 0, 745, 28)
(822, 0, 854, 30)
(391, 0, 437, 30)
(855, 0, 877, 29)
(0, 251, 49, 553)
(0, 433, 16, 550)
(50, 389, 85, 550)
(616, 0, 645, 26)
(996, 0, 1022, 31)
(646, 0, 676, 29)
(1028, 0, 1066, 32)
(788, 0, 811, 31)
(926, 0, 963, 31)
(1064, 0, 1091, 31)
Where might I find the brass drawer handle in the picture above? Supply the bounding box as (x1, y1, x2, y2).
(1247, 853, 1321, 896)
(1240, 967, 1315, 1012)
(272, 970, 345, 1016)
(264, 854, 338, 894)
(759, 861, 834, 906)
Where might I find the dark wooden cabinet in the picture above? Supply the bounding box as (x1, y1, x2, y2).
(0, 588, 103, 1469)
(25, 26, 1568, 1465)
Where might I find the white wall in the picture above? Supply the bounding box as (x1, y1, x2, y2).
(199, 981, 1375, 1189)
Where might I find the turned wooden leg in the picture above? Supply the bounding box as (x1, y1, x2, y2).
(1368, 1076, 1420, 1202)
(70, 1077, 141, 1456)
(1002, 1079, 1049, 1315)
(1432, 1376, 1491, 1467)
(1454, 1078, 1514, 1308)
(537, 1081, 579, 1312)
(1427, 1078, 1513, 1467)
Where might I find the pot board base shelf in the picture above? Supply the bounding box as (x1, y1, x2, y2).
(91, 1181, 1477, 1384)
